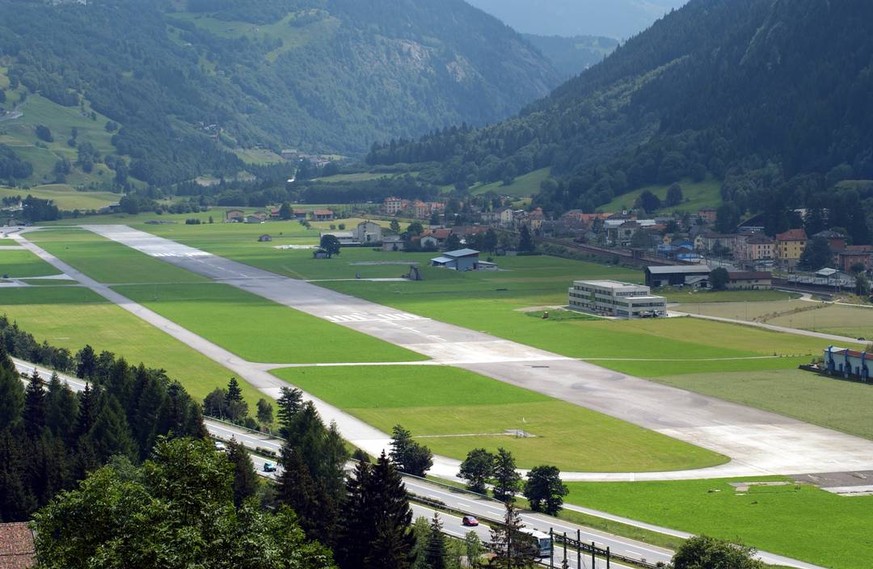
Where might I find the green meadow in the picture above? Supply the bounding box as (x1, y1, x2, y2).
(655, 368, 873, 440)
(565, 478, 873, 569)
(273, 365, 726, 472)
(0, 247, 63, 278)
(0, 185, 120, 211)
(675, 298, 873, 341)
(600, 176, 722, 214)
(27, 227, 210, 284)
(116, 282, 424, 364)
(0, 286, 260, 403)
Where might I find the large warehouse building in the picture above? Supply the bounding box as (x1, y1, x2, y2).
(645, 265, 712, 288)
(568, 280, 667, 319)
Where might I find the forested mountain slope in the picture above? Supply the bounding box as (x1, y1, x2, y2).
(369, 0, 873, 241)
(0, 0, 560, 187)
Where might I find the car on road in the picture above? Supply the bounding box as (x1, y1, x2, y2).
(263, 461, 277, 472)
(462, 515, 479, 527)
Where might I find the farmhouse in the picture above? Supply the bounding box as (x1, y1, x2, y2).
(225, 209, 244, 222)
(726, 271, 772, 289)
(823, 346, 870, 381)
(353, 221, 382, 244)
(645, 265, 712, 288)
(431, 248, 480, 271)
(568, 280, 666, 319)
(311, 209, 334, 221)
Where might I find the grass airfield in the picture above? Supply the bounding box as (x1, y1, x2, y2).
(4, 215, 873, 566)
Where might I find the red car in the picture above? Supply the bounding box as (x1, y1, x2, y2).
(462, 515, 479, 527)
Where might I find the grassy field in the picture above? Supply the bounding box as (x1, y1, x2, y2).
(0, 185, 120, 211)
(600, 177, 722, 214)
(675, 298, 873, 340)
(116, 282, 424, 364)
(272, 365, 726, 472)
(469, 168, 551, 199)
(27, 227, 211, 284)
(0, 286, 260, 403)
(0, 94, 117, 185)
(564, 477, 873, 569)
(0, 247, 63, 278)
(654, 368, 873, 440)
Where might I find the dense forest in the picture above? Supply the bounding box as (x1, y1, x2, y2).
(0, 315, 206, 522)
(0, 0, 560, 187)
(368, 0, 873, 242)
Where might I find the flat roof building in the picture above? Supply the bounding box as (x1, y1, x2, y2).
(568, 280, 666, 319)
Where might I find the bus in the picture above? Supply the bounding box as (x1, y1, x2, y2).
(518, 528, 552, 559)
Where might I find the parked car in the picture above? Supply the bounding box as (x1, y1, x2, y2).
(263, 461, 277, 472)
(462, 515, 479, 527)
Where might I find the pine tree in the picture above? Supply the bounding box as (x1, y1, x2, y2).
(492, 447, 521, 503)
(425, 513, 447, 569)
(76, 344, 97, 379)
(23, 369, 47, 438)
(336, 459, 374, 569)
(0, 347, 24, 430)
(0, 428, 35, 521)
(365, 452, 416, 569)
(489, 501, 537, 568)
(276, 386, 303, 431)
(45, 372, 79, 444)
(224, 377, 248, 421)
(225, 438, 258, 509)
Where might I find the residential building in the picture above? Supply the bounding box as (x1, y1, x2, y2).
(836, 245, 873, 273)
(311, 209, 334, 222)
(384, 196, 403, 215)
(225, 209, 244, 222)
(735, 233, 775, 262)
(568, 280, 666, 318)
(775, 228, 807, 268)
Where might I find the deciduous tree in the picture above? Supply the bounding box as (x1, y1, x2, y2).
(459, 448, 494, 494)
(672, 535, 764, 569)
(523, 465, 568, 515)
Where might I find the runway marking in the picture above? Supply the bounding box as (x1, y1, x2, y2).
(325, 312, 424, 323)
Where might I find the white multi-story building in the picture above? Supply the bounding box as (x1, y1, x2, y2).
(568, 280, 667, 319)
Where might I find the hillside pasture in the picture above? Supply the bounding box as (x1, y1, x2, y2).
(468, 168, 551, 198)
(273, 365, 727, 472)
(600, 176, 722, 214)
(0, 185, 120, 211)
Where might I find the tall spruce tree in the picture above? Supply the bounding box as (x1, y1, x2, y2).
(337, 452, 416, 569)
(424, 513, 447, 569)
(45, 373, 79, 444)
(225, 438, 258, 509)
(489, 501, 537, 569)
(0, 347, 24, 430)
(492, 448, 521, 503)
(23, 369, 47, 438)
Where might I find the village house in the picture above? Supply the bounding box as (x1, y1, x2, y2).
(225, 209, 245, 222)
(735, 233, 775, 263)
(775, 228, 808, 269)
(726, 271, 773, 290)
(311, 209, 334, 222)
